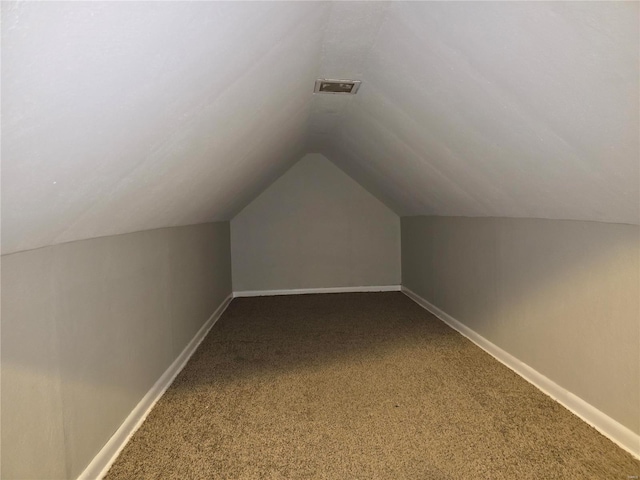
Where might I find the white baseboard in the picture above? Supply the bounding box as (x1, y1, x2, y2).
(233, 285, 401, 297)
(77, 294, 234, 480)
(401, 286, 640, 460)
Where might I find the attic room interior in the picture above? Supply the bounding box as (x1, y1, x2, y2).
(1, 1, 639, 478)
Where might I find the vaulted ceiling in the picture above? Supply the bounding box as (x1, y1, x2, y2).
(2, 1, 638, 254)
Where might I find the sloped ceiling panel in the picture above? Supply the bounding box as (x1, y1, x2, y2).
(307, 1, 389, 152)
(3, 2, 638, 254)
(1, 2, 329, 254)
(314, 2, 639, 224)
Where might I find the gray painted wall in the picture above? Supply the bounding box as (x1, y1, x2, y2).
(401, 216, 640, 434)
(1, 222, 232, 479)
(231, 154, 401, 292)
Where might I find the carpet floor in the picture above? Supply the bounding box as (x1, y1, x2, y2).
(106, 292, 639, 479)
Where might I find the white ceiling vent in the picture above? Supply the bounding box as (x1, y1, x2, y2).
(314, 79, 361, 94)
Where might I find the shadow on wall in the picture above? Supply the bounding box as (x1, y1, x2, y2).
(401, 216, 640, 435)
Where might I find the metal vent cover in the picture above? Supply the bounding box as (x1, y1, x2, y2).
(314, 79, 361, 94)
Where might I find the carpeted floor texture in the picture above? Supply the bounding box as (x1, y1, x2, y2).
(106, 292, 639, 479)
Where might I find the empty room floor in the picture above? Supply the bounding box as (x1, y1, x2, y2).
(106, 293, 639, 479)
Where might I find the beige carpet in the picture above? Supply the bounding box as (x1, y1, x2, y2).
(106, 293, 639, 479)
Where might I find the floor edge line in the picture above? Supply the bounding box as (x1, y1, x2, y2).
(233, 285, 401, 297)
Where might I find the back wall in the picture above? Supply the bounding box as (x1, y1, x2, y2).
(231, 154, 401, 292)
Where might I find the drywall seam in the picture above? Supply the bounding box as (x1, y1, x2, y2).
(401, 286, 640, 460)
(233, 285, 401, 297)
(76, 294, 234, 480)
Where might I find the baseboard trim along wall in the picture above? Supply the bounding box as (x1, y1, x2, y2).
(77, 294, 234, 480)
(401, 286, 640, 460)
(233, 285, 401, 297)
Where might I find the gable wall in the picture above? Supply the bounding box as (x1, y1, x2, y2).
(231, 154, 401, 293)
